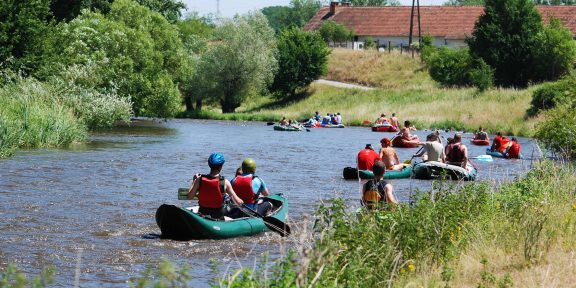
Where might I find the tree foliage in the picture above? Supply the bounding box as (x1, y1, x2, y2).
(468, 0, 575, 87)
(318, 20, 354, 45)
(425, 47, 493, 90)
(41, 0, 188, 117)
(271, 27, 330, 100)
(49, 0, 185, 22)
(261, 0, 321, 33)
(196, 12, 277, 113)
(0, 0, 53, 73)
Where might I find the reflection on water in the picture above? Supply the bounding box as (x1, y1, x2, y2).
(0, 119, 539, 286)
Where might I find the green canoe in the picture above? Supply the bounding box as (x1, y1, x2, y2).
(156, 193, 288, 240)
(342, 165, 413, 180)
(273, 125, 302, 131)
(412, 161, 477, 181)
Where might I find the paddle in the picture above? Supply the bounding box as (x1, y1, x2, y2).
(469, 155, 493, 162)
(177, 188, 291, 237)
(238, 204, 291, 237)
(404, 146, 425, 165)
(266, 122, 275, 126)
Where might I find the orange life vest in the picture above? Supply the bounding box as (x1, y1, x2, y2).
(508, 142, 521, 158)
(197, 175, 225, 209)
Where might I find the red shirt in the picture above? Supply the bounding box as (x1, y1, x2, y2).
(357, 148, 380, 170)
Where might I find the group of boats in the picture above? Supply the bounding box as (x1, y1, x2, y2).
(155, 122, 521, 241)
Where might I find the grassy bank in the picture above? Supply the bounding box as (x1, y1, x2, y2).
(196, 48, 538, 136)
(216, 161, 576, 287)
(0, 78, 87, 157)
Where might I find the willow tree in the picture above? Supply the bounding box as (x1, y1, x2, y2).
(197, 11, 277, 113)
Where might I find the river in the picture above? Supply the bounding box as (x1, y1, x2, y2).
(0, 119, 539, 286)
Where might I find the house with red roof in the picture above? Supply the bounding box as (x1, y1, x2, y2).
(304, 2, 576, 49)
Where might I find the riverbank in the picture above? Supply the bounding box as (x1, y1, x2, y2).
(186, 49, 538, 136)
(218, 161, 576, 287)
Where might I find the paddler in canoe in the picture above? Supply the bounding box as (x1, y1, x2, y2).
(389, 113, 400, 129)
(445, 133, 469, 168)
(361, 160, 398, 209)
(379, 138, 405, 171)
(474, 126, 489, 141)
(357, 144, 381, 171)
(187, 153, 244, 220)
(230, 158, 273, 217)
(490, 131, 509, 153)
(413, 132, 446, 163)
(503, 137, 522, 159)
(374, 113, 389, 125)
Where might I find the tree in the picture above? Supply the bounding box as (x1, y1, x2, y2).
(0, 0, 53, 73)
(467, 0, 544, 87)
(271, 27, 330, 100)
(318, 20, 354, 46)
(533, 18, 576, 82)
(41, 0, 187, 118)
(262, 0, 321, 33)
(261, 6, 291, 33)
(349, 0, 401, 6)
(49, 0, 185, 22)
(197, 12, 277, 113)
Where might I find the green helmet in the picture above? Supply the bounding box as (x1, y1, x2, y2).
(241, 158, 257, 174)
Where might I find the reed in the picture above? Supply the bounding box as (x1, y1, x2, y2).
(0, 78, 87, 157)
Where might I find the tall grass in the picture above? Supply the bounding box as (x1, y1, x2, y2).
(0, 78, 87, 157)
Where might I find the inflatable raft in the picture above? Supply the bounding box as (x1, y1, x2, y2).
(392, 135, 420, 148)
(471, 138, 490, 146)
(342, 165, 413, 180)
(412, 161, 477, 181)
(273, 125, 302, 131)
(156, 194, 288, 240)
(485, 148, 523, 159)
(304, 123, 345, 128)
(371, 125, 399, 132)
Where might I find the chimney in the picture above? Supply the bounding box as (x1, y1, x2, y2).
(330, 1, 339, 14)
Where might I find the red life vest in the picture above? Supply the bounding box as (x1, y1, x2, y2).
(508, 142, 521, 158)
(447, 143, 465, 163)
(232, 175, 257, 204)
(498, 137, 510, 153)
(197, 175, 225, 209)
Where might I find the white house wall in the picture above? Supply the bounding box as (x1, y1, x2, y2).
(356, 36, 467, 49)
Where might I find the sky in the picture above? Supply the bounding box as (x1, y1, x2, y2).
(181, 0, 445, 18)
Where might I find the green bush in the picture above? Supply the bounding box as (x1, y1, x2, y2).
(425, 47, 493, 90)
(527, 75, 575, 117)
(535, 105, 576, 160)
(363, 36, 376, 50)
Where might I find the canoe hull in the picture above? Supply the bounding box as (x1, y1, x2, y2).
(371, 125, 398, 132)
(412, 161, 477, 181)
(156, 194, 288, 240)
(392, 136, 420, 148)
(273, 125, 302, 131)
(342, 166, 413, 180)
(471, 139, 490, 146)
(485, 148, 523, 159)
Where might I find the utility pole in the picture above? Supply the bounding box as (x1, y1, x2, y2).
(408, 0, 421, 47)
(216, 0, 220, 18)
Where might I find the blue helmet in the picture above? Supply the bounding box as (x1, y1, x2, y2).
(208, 152, 225, 166)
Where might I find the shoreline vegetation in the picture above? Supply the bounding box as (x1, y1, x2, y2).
(182, 49, 538, 136)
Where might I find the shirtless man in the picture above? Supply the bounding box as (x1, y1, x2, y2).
(389, 113, 400, 128)
(400, 120, 417, 140)
(379, 138, 404, 170)
(375, 114, 388, 125)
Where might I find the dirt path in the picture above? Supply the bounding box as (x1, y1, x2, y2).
(315, 79, 375, 90)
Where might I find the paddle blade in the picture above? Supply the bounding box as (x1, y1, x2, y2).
(472, 155, 493, 162)
(263, 216, 291, 237)
(266, 122, 275, 126)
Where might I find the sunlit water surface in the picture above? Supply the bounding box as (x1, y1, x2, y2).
(0, 119, 539, 286)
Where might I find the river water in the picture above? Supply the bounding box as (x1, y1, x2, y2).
(0, 119, 540, 286)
